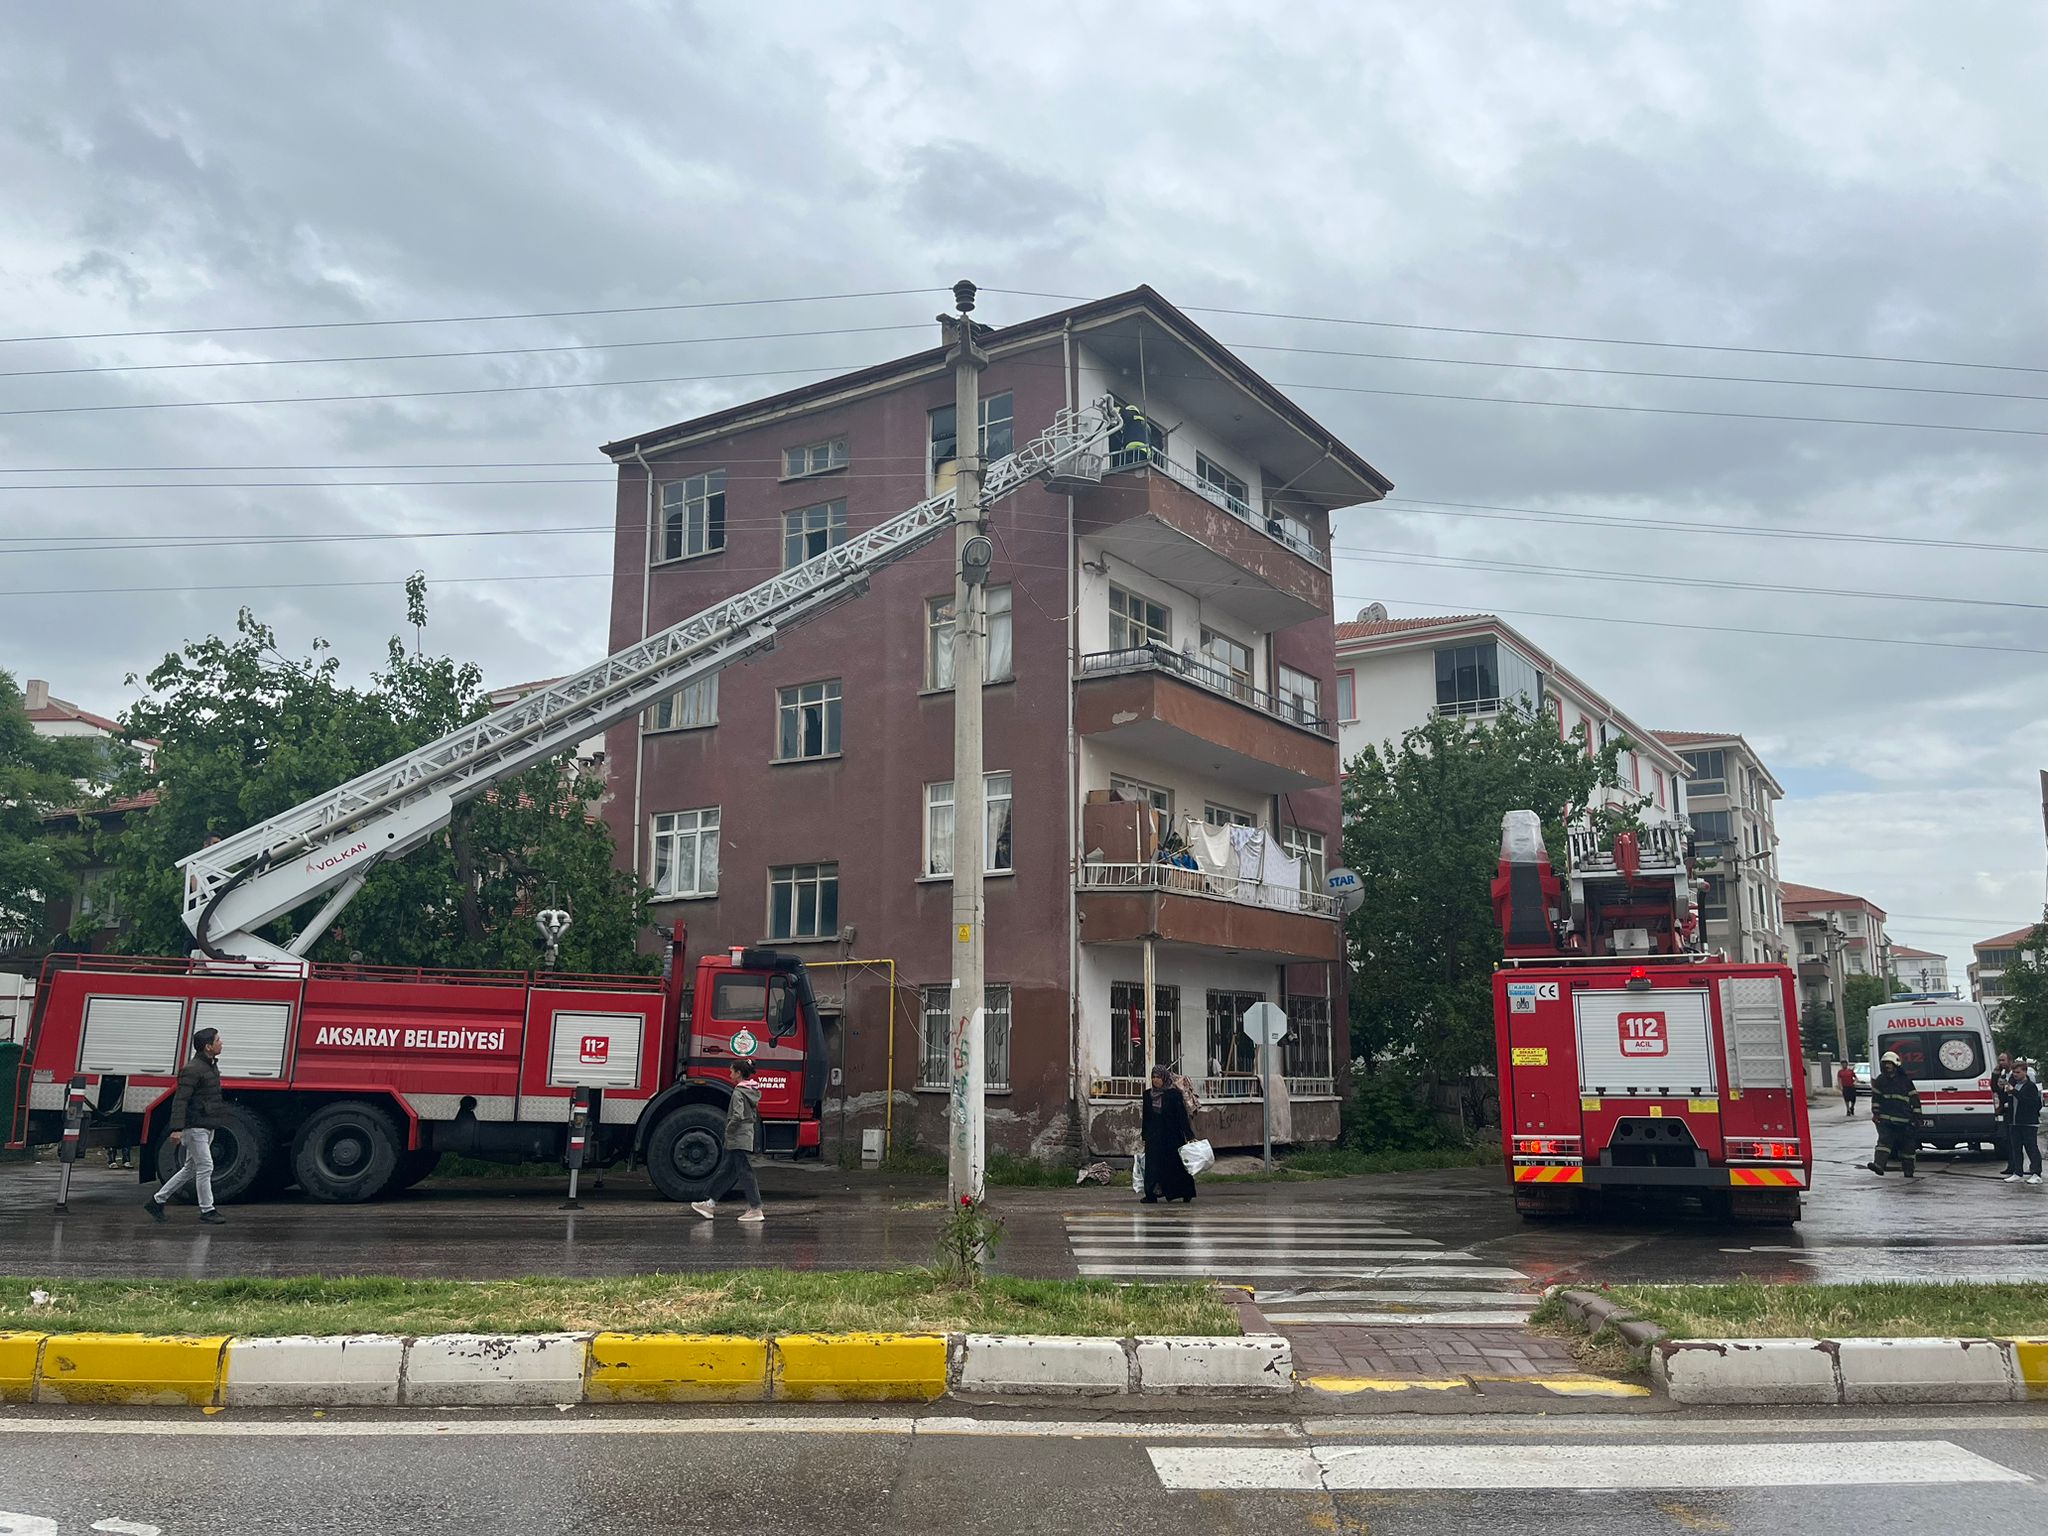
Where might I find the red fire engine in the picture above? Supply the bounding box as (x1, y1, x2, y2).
(8, 395, 1126, 1203)
(1490, 809, 1812, 1224)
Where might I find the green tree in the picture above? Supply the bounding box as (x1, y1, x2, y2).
(1841, 972, 1889, 1059)
(1342, 705, 1639, 1080)
(1994, 925, 2048, 1064)
(0, 670, 104, 947)
(100, 589, 651, 973)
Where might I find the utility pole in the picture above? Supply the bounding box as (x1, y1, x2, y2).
(944, 279, 990, 1205)
(1827, 918, 1852, 1065)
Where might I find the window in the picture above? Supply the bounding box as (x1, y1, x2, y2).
(1336, 671, 1356, 723)
(1204, 803, 1256, 829)
(775, 680, 842, 761)
(929, 391, 1014, 475)
(1701, 875, 1728, 921)
(1206, 989, 1265, 1076)
(657, 470, 726, 561)
(782, 436, 848, 479)
(1682, 749, 1726, 796)
(1277, 664, 1321, 724)
(925, 586, 1013, 689)
(1282, 826, 1326, 893)
(1691, 809, 1733, 850)
(650, 808, 720, 899)
(769, 862, 838, 940)
(781, 499, 847, 569)
(1282, 995, 1332, 1080)
(924, 772, 1013, 877)
(1108, 397, 1168, 467)
(1200, 627, 1253, 700)
(1194, 452, 1252, 518)
(1840, 912, 1862, 934)
(646, 673, 718, 732)
(1267, 506, 1313, 556)
(1111, 775, 1171, 820)
(920, 983, 1012, 1091)
(1110, 981, 1180, 1079)
(1434, 641, 1541, 716)
(1109, 585, 1170, 650)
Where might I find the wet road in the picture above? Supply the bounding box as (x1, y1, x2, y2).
(3, 1110, 2042, 1285)
(2, 1403, 2045, 1534)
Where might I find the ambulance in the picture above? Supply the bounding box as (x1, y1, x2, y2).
(1867, 998, 2003, 1155)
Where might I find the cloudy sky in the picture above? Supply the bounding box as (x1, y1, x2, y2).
(4, 1, 2044, 975)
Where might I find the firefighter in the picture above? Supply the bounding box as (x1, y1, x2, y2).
(1865, 1050, 1923, 1179)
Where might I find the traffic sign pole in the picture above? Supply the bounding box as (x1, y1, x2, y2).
(1239, 1002, 1290, 1174)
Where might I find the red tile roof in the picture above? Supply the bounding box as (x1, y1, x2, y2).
(26, 699, 124, 734)
(1782, 882, 1887, 920)
(1977, 925, 2044, 951)
(1333, 614, 1491, 641)
(1653, 730, 1743, 746)
(1890, 945, 1945, 960)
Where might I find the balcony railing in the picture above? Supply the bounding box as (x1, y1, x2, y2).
(1078, 644, 1332, 736)
(1078, 858, 1340, 919)
(1106, 445, 1328, 569)
(1090, 1074, 1339, 1101)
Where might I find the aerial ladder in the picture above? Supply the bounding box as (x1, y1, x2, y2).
(183, 394, 1124, 966)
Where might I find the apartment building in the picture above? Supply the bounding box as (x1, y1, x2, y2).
(1971, 925, 2044, 1024)
(599, 287, 1389, 1159)
(1333, 610, 1690, 825)
(1783, 883, 1890, 1027)
(1890, 944, 1952, 996)
(1654, 731, 1786, 963)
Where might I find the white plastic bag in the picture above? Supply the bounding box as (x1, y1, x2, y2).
(1179, 1138, 1215, 1176)
(1131, 1152, 1147, 1194)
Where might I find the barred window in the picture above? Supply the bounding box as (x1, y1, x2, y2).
(1282, 996, 1333, 1079)
(1110, 981, 1180, 1080)
(920, 983, 1011, 1091)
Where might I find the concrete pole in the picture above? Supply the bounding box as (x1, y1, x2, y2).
(1829, 920, 1852, 1065)
(946, 282, 989, 1205)
(1142, 934, 1157, 1070)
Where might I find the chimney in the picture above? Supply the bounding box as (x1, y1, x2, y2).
(24, 679, 49, 711)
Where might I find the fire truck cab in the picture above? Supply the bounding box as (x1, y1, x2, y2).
(1491, 810, 1812, 1223)
(11, 927, 826, 1204)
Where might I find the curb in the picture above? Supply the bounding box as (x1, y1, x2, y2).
(0, 1329, 1293, 1408)
(1655, 1335, 2048, 1405)
(1554, 1289, 1671, 1352)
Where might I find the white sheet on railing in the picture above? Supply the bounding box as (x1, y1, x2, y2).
(1186, 821, 1236, 895)
(1261, 840, 1303, 911)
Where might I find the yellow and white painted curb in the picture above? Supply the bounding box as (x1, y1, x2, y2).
(1656, 1336, 2048, 1406)
(0, 1330, 1295, 1408)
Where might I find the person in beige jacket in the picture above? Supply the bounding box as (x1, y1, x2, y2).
(692, 1061, 765, 1223)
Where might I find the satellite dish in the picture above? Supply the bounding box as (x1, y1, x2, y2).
(1357, 602, 1389, 622)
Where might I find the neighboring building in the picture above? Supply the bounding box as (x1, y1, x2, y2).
(1971, 925, 2045, 1024)
(599, 286, 1389, 1159)
(1889, 944, 1953, 996)
(1332, 610, 1691, 826)
(21, 678, 152, 775)
(1654, 731, 1786, 964)
(0, 793, 157, 971)
(1782, 883, 1891, 1034)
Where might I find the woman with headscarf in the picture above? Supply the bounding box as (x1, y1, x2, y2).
(1140, 1064, 1198, 1203)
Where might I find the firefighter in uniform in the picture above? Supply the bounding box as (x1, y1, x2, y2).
(1865, 1050, 1923, 1179)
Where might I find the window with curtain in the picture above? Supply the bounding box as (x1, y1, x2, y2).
(925, 586, 1012, 688)
(650, 808, 720, 899)
(924, 772, 1012, 877)
(646, 673, 717, 732)
(657, 470, 726, 561)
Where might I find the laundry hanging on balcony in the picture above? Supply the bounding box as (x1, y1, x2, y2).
(1185, 820, 1237, 895)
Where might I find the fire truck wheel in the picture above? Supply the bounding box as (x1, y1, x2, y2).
(644, 1104, 734, 1203)
(293, 1100, 403, 1203)
(155, 1101, 275, 1206)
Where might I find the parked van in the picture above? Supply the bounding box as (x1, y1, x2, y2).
(1867, 999, 2002, 1154)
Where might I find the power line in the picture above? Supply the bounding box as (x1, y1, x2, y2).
(0, 322, 931, 380)
(0, 287, 947, 347)
(980, 287, 2048, 378)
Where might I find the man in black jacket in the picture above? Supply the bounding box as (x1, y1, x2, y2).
(1865, 1051, 1923, 1179)
(2001, 1059, 2043, 1185)
(144, 1026, 228, 1224)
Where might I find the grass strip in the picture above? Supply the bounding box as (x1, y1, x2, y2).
(1559, 1282, 2048, 1340)
(1209, 1144, 1502, 1181)
(0, 1270, 1237, 1340)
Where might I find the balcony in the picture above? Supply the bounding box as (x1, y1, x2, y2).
(1076, 858, 1340, 963)
(1072, 452, 1332, 631)
(1075, 645, 1338, 794)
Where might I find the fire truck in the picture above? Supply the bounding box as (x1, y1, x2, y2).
(1490, 809, 1812, 1224)
(7, 394, 1124, 1204)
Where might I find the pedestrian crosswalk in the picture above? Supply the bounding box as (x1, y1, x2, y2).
(1064, 1209, 1540, 1326)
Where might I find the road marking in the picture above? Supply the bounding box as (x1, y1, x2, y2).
(0, 1515, 58, 1536)
(1149, 1440, 2031, 1490)
(1256, 1289, 1538, 1306)
(1071, 1246, 1456, 1261)
(92, 1521, 162, 1535)
(1076, 1263, 1526, 1278)
(1264, 1310, 1537, 1326)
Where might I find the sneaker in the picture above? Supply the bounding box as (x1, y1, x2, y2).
(142, 1196, 166, 1222)
(2029, 1176, 2043, 1186)
(737, 1208, 765, 1223)
(690, 1200, 716, 1220)
(198, 1210, 227, 1225)
(2005, 1174, 2024, 1182)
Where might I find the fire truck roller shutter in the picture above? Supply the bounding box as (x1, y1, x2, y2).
(1719, 977, 1793, 1089)
(547, 1010, 644, 1090)
(1573, 987, 1717, 1097)
(78, 995, 185, 1075)
(192, 999, 291, 1080)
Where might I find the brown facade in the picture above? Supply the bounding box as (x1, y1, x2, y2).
(601, 290, 1385, 1162)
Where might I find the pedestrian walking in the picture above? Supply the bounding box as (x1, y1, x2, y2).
(1140, 1064, 1197, 1204)
(692, 1061, 765, 1223)
(142, 1026, 228, 1224)
(1836, 1061, 1859, 1117)
(1865, 1050, 1923, 1180)
(2001, 1059, 2042, 1185)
